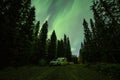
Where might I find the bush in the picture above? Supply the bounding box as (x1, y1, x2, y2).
(95, 64, 120, 80)
(39, 59, 47, 66)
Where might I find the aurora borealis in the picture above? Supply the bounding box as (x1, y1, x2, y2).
(32, 0, 93, 56)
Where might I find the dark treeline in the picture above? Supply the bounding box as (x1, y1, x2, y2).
(79, 0, 120, 64)
(0, 0, 72, 68)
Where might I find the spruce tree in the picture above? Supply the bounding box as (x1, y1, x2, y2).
(0, 0, 25, 66)
(80, 0, 120, 63)
(35, 21, 40, 37)
(48, 30, 57, 62)
(63, 34, 67, 57)
(66, 37, 72, 61)
(57, 39, 65, 57)
(37, 21, 48, 64)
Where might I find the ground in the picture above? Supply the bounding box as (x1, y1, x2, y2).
(0, 64, 111, 80)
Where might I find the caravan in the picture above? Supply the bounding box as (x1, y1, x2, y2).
(49, 57, 68, 66)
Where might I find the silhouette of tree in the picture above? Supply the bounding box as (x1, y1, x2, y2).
(80, 0, 120, 63)
(37, 21, 48, 64)
(65, 37, 72, 61)
(48, 30, 57, 62)
(57, 39, 65, 57)
(0, 0, 35, 67)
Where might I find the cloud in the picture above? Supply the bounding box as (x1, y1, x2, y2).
(46, 0, 74, 30)
(32, 0, 93, 56)
(71, 47, 75, 52)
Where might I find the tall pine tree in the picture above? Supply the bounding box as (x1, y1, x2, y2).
(37, 21, 48, 64)
(48, 30, 57, 62)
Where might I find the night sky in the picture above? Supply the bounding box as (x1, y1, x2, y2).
(32, 0, 93, 56)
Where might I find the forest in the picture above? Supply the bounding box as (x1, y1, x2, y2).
(0, 0, 120, 80)
(0, 0, 77, 68)
(79, 0, 120, 64)
(78, 1, 120, 79)
(0, 0, 120, 66)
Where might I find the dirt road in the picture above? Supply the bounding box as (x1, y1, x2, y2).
(0, 64, 110, 80)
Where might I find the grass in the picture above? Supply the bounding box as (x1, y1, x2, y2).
(0, 64, 117, 80)
(0, 66, 50, 80)
(92, 63, 120, 80)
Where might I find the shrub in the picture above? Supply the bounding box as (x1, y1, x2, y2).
(95, 64, 120, 80)
(39, 59, 47, 66)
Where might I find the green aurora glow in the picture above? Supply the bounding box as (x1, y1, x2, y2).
(32, 0, 93, 56)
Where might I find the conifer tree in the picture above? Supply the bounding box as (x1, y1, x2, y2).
(57, 39, 65, 57)
(66, 37, 72, 61)
(37, 21, 48, 63)
(63, 34, 67, 57)
(80, 0, 120, 63)
(35, 21, 40, 37)
(48, 30, 57, 62)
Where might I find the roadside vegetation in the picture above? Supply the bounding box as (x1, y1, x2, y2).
(0, 64, 113, 80)
(79, 0, 120, 80)
(92, 64, 120, 80)
(0, 0, 120, 80)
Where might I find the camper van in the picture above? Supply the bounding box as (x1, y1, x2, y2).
(49, 57, 68, 66)
(57, 57, 68, 65)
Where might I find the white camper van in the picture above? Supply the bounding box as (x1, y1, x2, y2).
(57, 57, 68, 65)
(49, 57, 68, 66)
